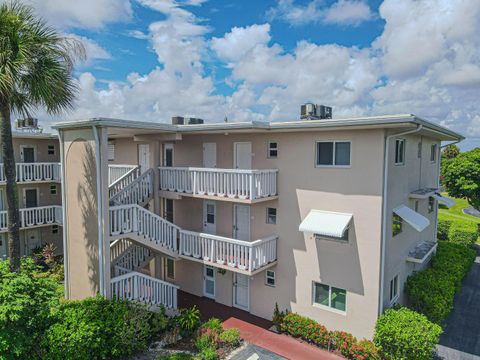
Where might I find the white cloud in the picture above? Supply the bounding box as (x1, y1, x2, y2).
(211, 24, 271, 62)
(266, 0, 373, 27)
(67, 34, 111, 64)
(23, 0, 132, 29)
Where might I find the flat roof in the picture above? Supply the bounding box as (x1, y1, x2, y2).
(12, 131, 58, 140)
(52, 114, 464, 141)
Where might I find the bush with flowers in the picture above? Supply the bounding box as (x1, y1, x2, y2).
(276, 312, 381, 359)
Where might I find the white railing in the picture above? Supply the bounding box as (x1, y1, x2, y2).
(110, 271, 178, 309)
(110, 238, 152, 272)
(109, 164, 138, 186)
(0, 163, 61, 183)
(0, 205, 63, 231)
(109, 166, 140, 198)
(110, 204, 179, 253)
(180, 231, 277, 272)
(110, 169, 154, 206)
(159, 167, 278, 200)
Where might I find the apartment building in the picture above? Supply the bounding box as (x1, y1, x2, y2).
(0, 120, 63, 259)
(54, 111, 462, 339)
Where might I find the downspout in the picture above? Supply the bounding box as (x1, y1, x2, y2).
(58, 130, 69, 298)
(92, 126, 105, 296)
(379, 124, 423, 316)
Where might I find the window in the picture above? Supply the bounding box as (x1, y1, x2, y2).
(395, 139, 405, 165)
(108, 141, 115, 161)
(47, 145, 55, 155)
(266, 207, 277, 224)
(428, 197, 435, 213)
(265, 270, 275, 287)
(52, 225, 59, 234)
(313, 282, 346, 312)
(414, 200, 419, 212)
(163, 199, 174, 223)
(389, 275, 399, 303)
(268, 141, 278, 158)
(392, 213, 403, 237)
(50, 184, 57, 195)
(165, 258, 175, 279)
(316, 141, 351, 167)
(417, 142, 422, 158)
(430, 144, 437, 163)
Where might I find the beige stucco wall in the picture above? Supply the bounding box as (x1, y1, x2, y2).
(62, 127, 110, 299)
(12, 137, 60, 163)
(383, 133, 440, 308)
(159, 129, 385, 339)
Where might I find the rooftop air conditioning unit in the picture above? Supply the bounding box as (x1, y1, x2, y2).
(172, 116, 184, 125)
(16, 119, 25, 129)
(24, 117, 38, 127)
(300, 103, 317, 119)
(187, 117, 204, 125)
(300, 103, 332, 120)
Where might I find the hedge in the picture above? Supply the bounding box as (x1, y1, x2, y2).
(43, 296, 168, 360)
(374, 307, 442, 360)
(437, 215, 478, 246)
(277, 312, 381, 359)
(405, 241, 476, 324)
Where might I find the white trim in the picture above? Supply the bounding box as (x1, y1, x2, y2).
(389, 274, 399, 305)
(312, 281, 347, 314)
(265, 269, 275, 287)
(315, 140, 352, 168)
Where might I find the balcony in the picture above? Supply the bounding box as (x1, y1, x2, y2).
(179, 231, 277, 275)
(0, 205, 62, 231)
(0, 163, 61, 183)
(159, 167, 278, 203)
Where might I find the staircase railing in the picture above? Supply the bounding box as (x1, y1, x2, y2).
(110, 204, 179, 253)
(109, 165, 138, 185)
(110, 270, 178, 309)
(110, 168, 154, 206)
(110, 238, 152, 272)
(109, 166, 140, 198)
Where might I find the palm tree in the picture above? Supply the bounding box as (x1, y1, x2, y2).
(0, 1, 84, 269)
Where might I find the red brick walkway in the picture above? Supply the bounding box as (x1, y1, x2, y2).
(223, 318, 342, 360)
(178, 291, 341, 360)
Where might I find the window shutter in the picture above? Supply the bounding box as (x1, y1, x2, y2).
(108, 141, 115, 161)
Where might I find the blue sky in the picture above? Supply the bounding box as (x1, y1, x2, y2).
(22, 0, 480, 149)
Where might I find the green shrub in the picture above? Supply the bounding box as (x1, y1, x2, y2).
(198, 347, 217, 360)
(0, 258, 62, 360)
(277, 312, 380, 359)
(437, 218, 452, 241)
(177, 306, 201, 337)
(374, 308, 442, 360)
(219, 328, 241, 347)
(448, 221, 478, 246)
(202, 318, 223, 331)
(44, 296, 168, 360)
(195, 334, 215, 352)
(406, 241, 476, 324)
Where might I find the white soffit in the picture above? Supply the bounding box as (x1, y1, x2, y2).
(432, 193, 456, 208)
(299, 210, 353, 238)
(393, 205, 430, 232)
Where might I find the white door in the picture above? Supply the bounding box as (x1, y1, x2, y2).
(233, 204, 250, 240)
(0, 234, 6, 260)
(233, 273, 249, 310)
(138, 144, 150, 173)
(25, 229, 40, 255)
(203, 265, 215, 299)
(203, 143, 217, 168)
(234, 142, 251, 169)
(203, 201, 216, 234)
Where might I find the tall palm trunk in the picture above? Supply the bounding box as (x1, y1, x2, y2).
(0, 100, 20, 270)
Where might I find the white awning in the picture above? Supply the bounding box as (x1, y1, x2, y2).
(432, 193, 456, 208)
(393, 205, 430, 232)
(299, 210, 353, 238)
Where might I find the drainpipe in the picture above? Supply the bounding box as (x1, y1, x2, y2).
(92, 126, 105, 296)
(379, 124, 423, 316)
(58, 130, 69, 298)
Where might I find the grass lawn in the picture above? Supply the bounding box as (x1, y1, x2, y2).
(439, 193, 480, 243)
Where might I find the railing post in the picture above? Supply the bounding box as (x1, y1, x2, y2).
(248, 247, 253, 272)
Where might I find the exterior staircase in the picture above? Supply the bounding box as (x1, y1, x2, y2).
(108, 165, 277, 311)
